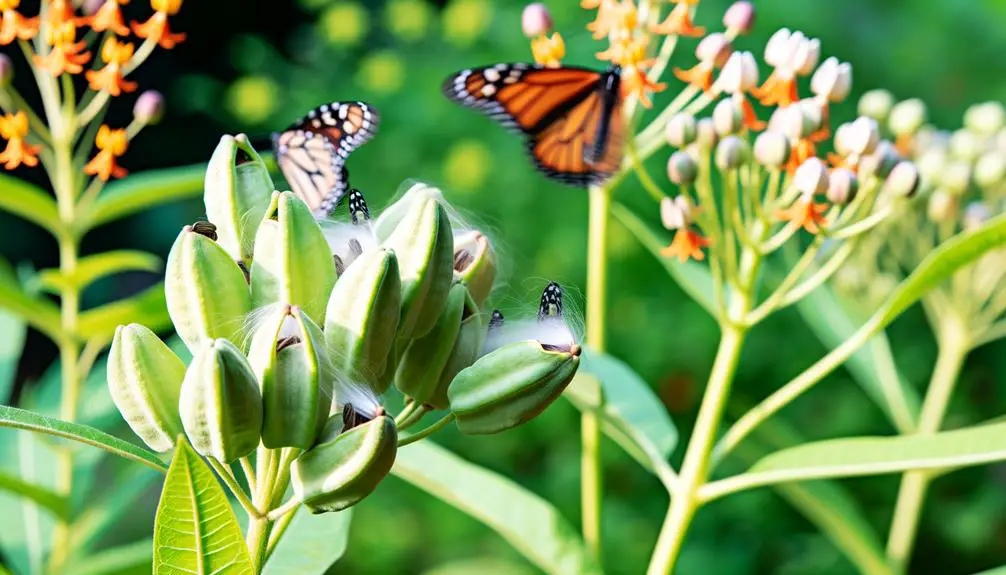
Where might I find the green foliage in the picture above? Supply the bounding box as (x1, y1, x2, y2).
(262, 510, 352, 575)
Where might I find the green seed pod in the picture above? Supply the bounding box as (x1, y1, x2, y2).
(395, 282, 467, 405)
(325, 248, 402, 395)
(179, 339, 263, 463)
(107, 324, 186, 452)
(431, 291, 483, 409)
(247, 305, 330, 449)
(204, 134, 274, 263)
(382, 195, 454, 341)
(251, 192, 337, 325)
(372, 183, 445, 241)
(448, 340, 581, 435)
(165, 225, 251, 352)
(292, 411, 397, 513)
(453, 231, 496, 309)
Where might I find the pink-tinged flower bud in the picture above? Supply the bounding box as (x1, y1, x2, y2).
(696, 117, 718, 149)
(810, 57, 852, 103)
(963, 202, 992, 231)
(82, 0, 104, 15)
(764, 28, 792, 67)
(844, 116, 880, 156)
(715, 51, 758, 94)
(0, 54, 12, 87)
(522, 3, 553, 38)
(712, 97, 743, 136)
(667, 151, 697, 185)
(660, 195, 694, 230)
(696, 33, 732, 67)
(827, 168, 858, 204)
(885, 161, 920, 198)
(665, 113, 697, 148)
(889, 98, 926, 138)
(975, 151, 1006, 188)
(792, 37, 820, 76)
(715, 136, 749, 171)
(927, 190, 957, 223)
(964, 102, 1005, 136)
(134, 91, 165, 125)
(723, 1, 755, 35)
(939, 161, 971, 195)
(753, 130, 789, 168)
(858, 89, 895, 122)
(794, 157, 829, 196)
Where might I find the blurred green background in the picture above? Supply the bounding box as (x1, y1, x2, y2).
(5, 0, 1006, 573)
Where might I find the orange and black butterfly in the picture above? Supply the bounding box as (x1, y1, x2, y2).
(272, 101, 379, 217)
(443, 64, 624, 186)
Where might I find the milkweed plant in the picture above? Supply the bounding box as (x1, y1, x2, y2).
(0, 0, 1004, 574)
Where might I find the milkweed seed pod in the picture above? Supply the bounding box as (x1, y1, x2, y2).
(203, 134, 274, 263)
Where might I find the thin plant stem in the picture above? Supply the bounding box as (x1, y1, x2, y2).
(208, 457, 261, 519)
(885, 318, 970, 573)
(267, 497, 302, 522)
(394, 401, 419, 427)
(397, 404, 429, 431)
(583, 183, 611, 565)
(240, 457, 257, 493)
(265, 504, 299, 560)
(398, 414, 456, 447)
(248, 448, 280, 572)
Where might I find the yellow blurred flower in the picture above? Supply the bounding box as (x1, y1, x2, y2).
(385, 0, 429, 42)
(356, 51, 404, 95)
(226, 76, 278, 125)
(444, 140, 491, 191)
(320, 1, 369, 47)
(443, 0, 491, 47)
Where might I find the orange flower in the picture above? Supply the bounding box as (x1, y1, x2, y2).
(661, 227, 710, 262)
(84, 125, 128, 180)
(674, 62, 715, 93)
(621, 65, 665, 108)
(132, 0, 185, 49)
(531, 32, 565, 68)
(45, 0, 77, 27)
(0, 0, 37, 45)
(737, 95, 764, 131)
(85, 38, 137, 95)
(786, 138, 816, 173)
(581, 0, 602, 9)
(88, 0, 130, 36)
(774, 197, 828, 233)
(34, 20, 90, 76)
(651, 1, 704, 37)
(588, 0, 633, 40)
(751, 71, 798, 107)
(0, 112, 40, 169)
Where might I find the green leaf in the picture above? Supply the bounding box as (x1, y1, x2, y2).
(973, 567, 1006, 575)
(263, 508, 352, 574)
(565, 348, 677, 485)
(0, 469, 67, 518)
(154, 437, 253, 575)
(81, 164, 206, 232)
(708, 421, 1006, 499)
(37, 251, 162, 294)
(0, 405, 167, 472)
(393, 441, 603, 575)
(0, 173, 63, 235)
(71, 466, 161, 552)
(795, 283, 919, 434)
(611, 201, 716, 316)
(77, 284, 169, 343)
(0, 271, 62, 341)
(421, 558, 538, 575)
(71, 539, 153, 575)
(0, 305, 27, 402)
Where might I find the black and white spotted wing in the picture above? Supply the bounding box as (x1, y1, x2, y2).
(347, 188, 370, 224)
(537, 282, 564, 322)
(488, 309, 505, 330)
(272, 101, 379, 217)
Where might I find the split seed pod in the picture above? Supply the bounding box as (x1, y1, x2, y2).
(203, 134, 274, 263)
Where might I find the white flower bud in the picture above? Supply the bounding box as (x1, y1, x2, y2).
(884, 161, 920, 198)
(792, 37, 820, 76)
(916, 147, 948, 189)
(858, 89, 895, 122)
(660, 196, 693, 230)
(715, 136, 749, 170)
(845, 116, 880, 156)
(889, 98, 926, 137)
(827, 168, 858, 204)
(764, 28, 792, 67)
(697, 33, 732, 67)
(810, 57, 852, 103)
(778, 104, 814, 140)
(715, 51, 758, 94)
(949, 129, 983, 163)
(964, 102, 1006, 136)
(798, 99, 823, 134)
(723, 2, 756, 35)
(858, 140, 899, 180)
(939, 161, 972, 195)
(833, 122, 853, 156)
(522, 3, 554, 38)
(696, 117, 718, 149)
(665, 113, 697, 148)
(753, 130, 790, 168)
(975, 151, 1006, 189)
(666, 151, 698, 185)
(927, 189, 957, 223)
(794, 157, 829, 196)
(712, 97, 743, 136)
(134, 91, 165, 125)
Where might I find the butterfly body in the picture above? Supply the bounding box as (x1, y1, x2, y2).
(272, 101, 379, 217)
(444, 64, 624, 186)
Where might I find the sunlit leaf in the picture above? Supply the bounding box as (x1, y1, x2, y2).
(36, 251, 162, 294)
(393, 441, 603, 575)
(611, 202, 716, 316)
(0, 174, 63, 236)
(565, 348, 677, 484)
(77, 284, 169, 343)
(81, 164, 206, 232)
(71, 538, 152, 575)
(154, 437, 252, 574)
(0, 469, 67, 518)
(263, 508, 352, 574)
(0, 405, 167, 472)
(709, 421, 1006, 499)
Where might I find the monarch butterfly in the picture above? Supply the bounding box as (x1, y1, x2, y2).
(271, 101, 379, 217)
(443, 64, 624, 186)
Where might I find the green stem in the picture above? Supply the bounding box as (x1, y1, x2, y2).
(885, 320, 970, 573)
(265, 504, 299, 560)
(247, 448, 279, 572)
(648, 322, 749, 574)
(398, 414, 455, 447)
(582, 184, 610, 565)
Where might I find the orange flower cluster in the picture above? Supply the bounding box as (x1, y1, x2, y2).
(584, 0, 670, 107)
(84, 125, 129, 181)
(0, 112, 39, 169)
(86, 37, 138, 96)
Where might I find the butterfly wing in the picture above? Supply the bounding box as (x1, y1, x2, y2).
(443, 65, 623, 186)
(272, 101, 380, 216)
